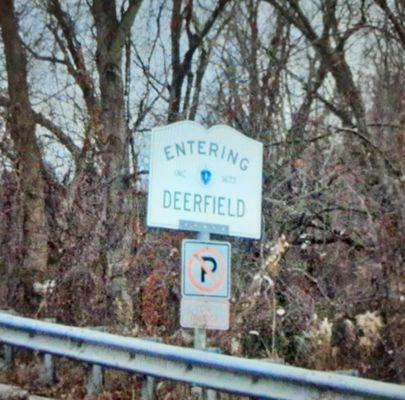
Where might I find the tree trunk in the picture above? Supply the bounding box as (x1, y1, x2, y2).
(0, 0, 48, 312)
(92, 0, 141, 330)
(100, 56, 134, 330)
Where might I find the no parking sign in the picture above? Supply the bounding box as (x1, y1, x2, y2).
(181, 240, 231, 299)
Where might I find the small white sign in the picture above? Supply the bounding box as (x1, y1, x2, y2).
(147, 121, 263, 239)
(180, 298, 229, 330)
(182, 240, 231, 299)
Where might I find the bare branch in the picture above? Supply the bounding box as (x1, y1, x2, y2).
(47, 0, 99, 115)
(263, 0, 368, 137)
(374, 0, 405, 48)
(112, 0, 143, 52)
(264, 133, 333, 148)
(33, 111, 80, 161)
(168, 0, 230, 122)
(23, 41, 66, 65)
(331, 126, 402, 178)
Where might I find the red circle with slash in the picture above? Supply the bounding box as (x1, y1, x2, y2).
(187, 247, 226, 293)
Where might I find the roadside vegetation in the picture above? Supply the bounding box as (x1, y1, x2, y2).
(0, 1, 404, 397)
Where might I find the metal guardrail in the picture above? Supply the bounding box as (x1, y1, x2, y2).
(0, 312, 404, 400)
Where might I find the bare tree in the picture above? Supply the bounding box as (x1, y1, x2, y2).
(168, 0, 230, 122)
(0, 0, 48, 311)
(263, 0, 368, 137)
(91, 0, 143, 329)
(45, 0, 143, 328)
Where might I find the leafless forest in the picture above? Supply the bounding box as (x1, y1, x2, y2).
(0, 0, 404, 397)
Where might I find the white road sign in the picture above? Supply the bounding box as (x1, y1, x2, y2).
(182, 240, 231, 299)
(180, 298, 229, 330)
(147, 121, 263, 239)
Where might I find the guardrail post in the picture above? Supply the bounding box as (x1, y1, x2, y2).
(86, 327, 106, 396)
(1, 344, 13, 370)
(206, 347, 221, 400)
(39, 352, 55, 385)
(140, 337, 162, 400)
(0, 310, 17, 370)
(206, 386, 217, 400)
(141, 375, 156, 400)
(87, 364, 103, 396)
(38, 318, 56, 385)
